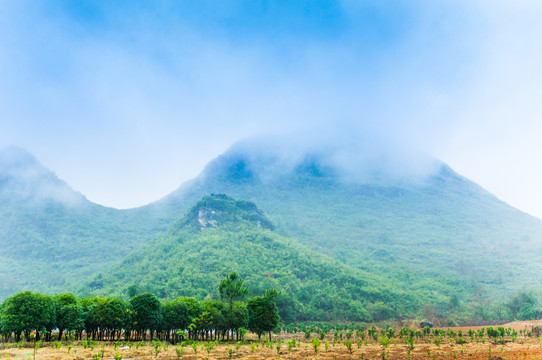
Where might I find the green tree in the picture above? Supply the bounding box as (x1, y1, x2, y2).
(162, 299, 191, 342)
(231, 301, 249, 341)
(201, 299, 227, 340)
(130, 293, 162, 341)
(0, 291, 56, 342)
(55, 293, 82, 341)
(247, 289, 281, 341)
(80, 297, 105, 341)
(508, 291, 538, 320)
(218, 272, 248, 340)
(98, 298, 130, 341)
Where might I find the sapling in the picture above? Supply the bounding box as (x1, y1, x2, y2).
(344, 340, 353, 355)
(312, 338, 320, 354)
(33, 340, 42, 360)
(379, 336, 390, 360)
(175, 346, 185, 359)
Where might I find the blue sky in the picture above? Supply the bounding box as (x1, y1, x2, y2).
(1, 1, 542, 217)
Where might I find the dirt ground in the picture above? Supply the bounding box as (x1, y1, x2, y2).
(1, 321, 542, 360)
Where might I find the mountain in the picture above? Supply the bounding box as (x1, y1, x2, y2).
(2, 138, 542, 322)
(88, 194, 420, 322)
(137, 138, 542, 315)
(0, 147, 158, 299)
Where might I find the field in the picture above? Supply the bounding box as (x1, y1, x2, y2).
(1, 322, 542, 360)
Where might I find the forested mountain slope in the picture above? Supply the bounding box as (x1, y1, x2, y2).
(3, 137, 542, 320)
(139, 138, 542, 313)
(0, 147, 156, 298)
(89, 194, 420, 322)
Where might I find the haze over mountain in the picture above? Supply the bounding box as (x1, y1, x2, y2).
(1, 138, 542, 321)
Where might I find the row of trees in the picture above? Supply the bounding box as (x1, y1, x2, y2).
(0, 273, 280, 343)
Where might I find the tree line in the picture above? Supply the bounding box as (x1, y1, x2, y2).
(0, 272, 280, 343)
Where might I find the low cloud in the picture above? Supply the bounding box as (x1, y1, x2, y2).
(0, 1, 541, 214)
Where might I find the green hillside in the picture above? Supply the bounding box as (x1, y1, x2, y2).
(88, 194, 420, 322)
(139, 139, 542, 315)
(3, 138, 542, 322)
(0, 147, 159, 299)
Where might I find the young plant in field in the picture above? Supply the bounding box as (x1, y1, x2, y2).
(91, 350, 105, 360)
(324, 341, 329, 352)
(175, 346, 185, 359)
(250, 342, 256, 353)
(152, 340, 162, 358)
(33, 340, 42, 360)
(113, 353, 123, 360)
(405, 336, 415, 354)
(67, 345, 72, 354)
(312, 337, 320, 354)
(344, 339, 353, 355)
(228, 348, 233, 359)
(357, 338, 363, 349)
(202, 342, 214, 356)
(379, 336, 391, 360)
(190, 342, 197, 354)
(387, 328, 396, 338)
(54, 341, 62, 349)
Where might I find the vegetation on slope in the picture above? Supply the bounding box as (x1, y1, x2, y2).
(88, 194, 420, 322)
(141, 141, 542, 320)
(0, 147, 160, 299)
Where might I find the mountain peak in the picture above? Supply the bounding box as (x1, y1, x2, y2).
(198, 135, 441, 187)
(178, 194, 274, 231)
(0, 146, 85, 206)
(0, 146, 40, 172)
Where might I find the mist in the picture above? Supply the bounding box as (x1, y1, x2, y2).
(0, 1, 541, 215)
(0, 146, 85, 206)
